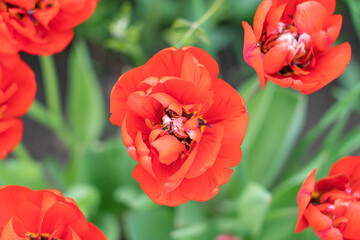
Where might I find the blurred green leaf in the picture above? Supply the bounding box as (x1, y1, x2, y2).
(171, 202, 211, 240)
(67, 40, 105, 147)
(113, 185, 151, 210)
(345, 0, 360, 41)
(74, 136, 136, 210)
(257, 207, 318, 240)
(124, 207, 173, 240)
(242, 83, 307, 187)
(0, 159, 48, 189)
(292, 82, 360, 163)
(65, 184, 101, 218)
(93, 212, 121, 240)
(237, 183, 272, 238)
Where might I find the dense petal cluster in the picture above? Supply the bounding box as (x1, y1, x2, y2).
(110, 47, 249, 206)
(296, 156, 360, 240)
(0, 0, 98, 55)
(0, 54, 36, 160)
(0, 185, 107, 240)
(242, 0, 351, 94)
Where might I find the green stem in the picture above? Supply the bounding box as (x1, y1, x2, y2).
(39, 55, 62, 118)
(174, 0, 224, 48)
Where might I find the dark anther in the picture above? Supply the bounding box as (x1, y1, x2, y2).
(46, 4, 52, 8)
(165, 108, 178, 118)
(162, 123, 171, 130)
(183, 111, 194, 119)
(198, 119, 211, 128)
(279, 65, 293, 75)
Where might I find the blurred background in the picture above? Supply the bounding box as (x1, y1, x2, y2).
(2, 0, 360, 239)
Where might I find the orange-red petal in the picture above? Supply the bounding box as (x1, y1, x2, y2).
(242, 21, 266, 88)
(299, 42, 351, 94)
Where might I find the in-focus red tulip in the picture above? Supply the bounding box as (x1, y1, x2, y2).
(110, 47, 249, 206)
(0, 54, 36, 159)
(296, 156, 360, 240)
(0, 0, 98, 55)
(242, 0, 351, 94)
(0, 185, 107, 240)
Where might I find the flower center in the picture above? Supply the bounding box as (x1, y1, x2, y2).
(25, 232, 59, 240)
(161, 108, 210, 151)
(260, 23, 314, 75)
(310, 189, 360, 227)
(1, 0, 54, 21)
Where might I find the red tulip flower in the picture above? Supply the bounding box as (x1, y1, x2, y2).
(0, 0, 98, 55)
(296, 156, 360, 239)
(0, 54, 36, 159)
(242, 0, 351, 94)
(0, 185, 107, 240)
(110, 47, 249, 206)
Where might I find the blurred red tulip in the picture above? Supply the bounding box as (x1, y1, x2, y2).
(110, 46, 249, 206)
(296, 156, 360, 239)
(0, 185, 107, 240)
(216, 234, 242, 240)
(0, 54, 36, 159)
(0, 0, 98, 55)
(242, 0, 351, 94)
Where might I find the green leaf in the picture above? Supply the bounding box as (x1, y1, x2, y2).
(171, 202, 211, 239)
(257, 208, 318, 240)
(124, 207, 173, 240)
(0, 159, 48, 189)
(93, 212, 121, 240)
(237, 183, 272, 238)
(345, 0, 360, 41)
(113, 185, 151, 210)
(291, 82, 360, 162)
(67, 40, 105, 147)
(243, 85, 307, 187)
(73, 136, 137, 208)
(65, 184, 101, 218)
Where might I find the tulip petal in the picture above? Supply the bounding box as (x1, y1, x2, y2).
(1, 60, 36, 117)
(314, 0, 336, 16)
(181, 169, 219, 202)
(110, 67, 145, 126)
(304, 204, 342, 240)
(0, 217, 24, 240)
(49, 0, 98, 31)
(253, 0, 272, 40)
(242, 21, 266, 88)
(84, 223, 108, 240)
(185, 125, 223, 178)
(182, 46, 220, 81)
(266, 3, 287, 34)
(262, 42, 290, 74)
(295, 169, 316, 233)
(299, 42, 351, 94)
(329, 156, 360, 192)
(151, 135, 186, 165)
(341, 201, 360, 238)
(181, 53, 212, 93)
(22, 30, 74, 56)
(0, 119, 23, 160)
(294, 1, 327, 35)
(132, 164, 189, 206)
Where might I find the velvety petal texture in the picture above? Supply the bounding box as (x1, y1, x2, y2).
(110, 46, 249, 206)
(0, 54, 36, 160)
(242, 0, 351, 94)
(0, 0, 98, 55)
(0, 185, 107, 240)
(295, 156, 360, 239)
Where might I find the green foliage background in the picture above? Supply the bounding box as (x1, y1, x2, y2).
(3, 0, 360, 239)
